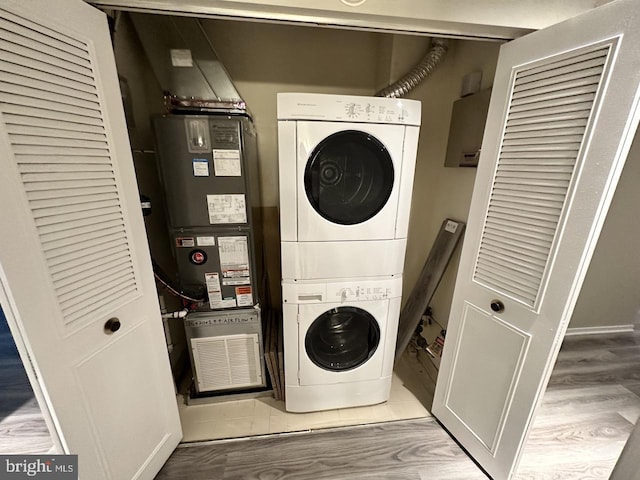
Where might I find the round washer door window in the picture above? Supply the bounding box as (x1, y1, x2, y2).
(305, 306, 381, 372)
(304, 130, 394, 225)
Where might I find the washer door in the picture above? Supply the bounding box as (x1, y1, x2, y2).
(305, 306, 380, 371)
(297, 300, 389, 386)
(304, 130, 394, 226)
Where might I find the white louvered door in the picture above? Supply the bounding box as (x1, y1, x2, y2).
(0, 1, 181, 479)
(432, 1, 640, 479)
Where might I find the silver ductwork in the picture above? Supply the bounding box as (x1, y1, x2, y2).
(376, 39, 449, 98)
(129, 13, 246, 113)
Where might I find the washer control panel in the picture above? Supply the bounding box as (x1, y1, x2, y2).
(281, 277, 402, 303)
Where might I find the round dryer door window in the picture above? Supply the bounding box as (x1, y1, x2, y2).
(305, 306, 381, 371)
(304, 130, 394, 225)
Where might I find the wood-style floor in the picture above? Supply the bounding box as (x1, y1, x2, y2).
(156, 330, 640, 480)
(0, 313, 52, 454)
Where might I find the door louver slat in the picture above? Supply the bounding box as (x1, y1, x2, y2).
(3, 113, 104, 133)
(33, 199, 120, 220)
(508, 93, 596, 115)
(40, 219, 125, 244)
(508, 102, 594, 121)
(62, 282, 138, 325)
(513, 66, 604, 93)
(44, 231, 128, 262)
(0, 30, 91, 70)
(506, 109, 590, 127)
(19, 163, 113, 174)
(475, 264, 541, 291)
(38, 213, 124, 237)
(41, 225, 126, 252)
(52, 252, 131, 284)
(486, 218, 560, 243)
(0, 10, 139, 327)
(0, 72, 99, 104)
(1, 104, 103, 126)
(474, 45, 610, 307)
(0, 93, 101, 119)
(517, 49, 607, 79)
(483, 231, 552, 252)
(27, 185, 117, 201)
(47, 239, 126, 269)
(58, 270, 135, 307)
(510, 84, 598, 107)
(29, 192, 117, 209)
(511, 75, 602, 99)
(7, 125, 106, 142)
(0, 80, 99, 110)
(0, 51, 93, 87)
(0, 9, 88, 51)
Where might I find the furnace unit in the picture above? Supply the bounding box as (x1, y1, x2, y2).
(153, 114, 263, 311)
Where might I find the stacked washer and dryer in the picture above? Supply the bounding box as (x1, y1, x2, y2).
(277, 93, 422, 412)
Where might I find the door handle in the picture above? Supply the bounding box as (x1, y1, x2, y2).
(490, 300, 505, 313)
(104, 317, 121, 334)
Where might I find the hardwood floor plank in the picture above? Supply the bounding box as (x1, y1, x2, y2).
(152, 328, 640, 480)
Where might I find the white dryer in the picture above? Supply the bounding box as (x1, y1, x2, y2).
(282, 276, 402, 412)
(278, 92, 421, 280)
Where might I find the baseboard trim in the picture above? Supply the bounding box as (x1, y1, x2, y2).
(565, 325, 635, 336)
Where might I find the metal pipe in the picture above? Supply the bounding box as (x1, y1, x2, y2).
(376, 39, 449, 98)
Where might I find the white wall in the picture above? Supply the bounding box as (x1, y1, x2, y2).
(197, 18, 502, 317)
(568, 132, 640, 329)
(396, 39, 501, 326)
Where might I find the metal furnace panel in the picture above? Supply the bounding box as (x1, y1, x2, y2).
(172, 228, 259, 310)
(153, 115, 256, 228)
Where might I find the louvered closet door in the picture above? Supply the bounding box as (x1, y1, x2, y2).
(432, 1, 640, 479)
(0, 1, 181, 479)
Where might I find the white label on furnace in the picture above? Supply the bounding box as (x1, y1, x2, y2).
(445, 220, 459, 234)
(236, 286, 253, 307)
(218, 236, 250, 278)
(196, 236, 216, 247)
(213, 150, 241, 176)
(192, 159, 209, 177)
(206, 194, 247, 224)
(223, 278, 251, 286)
(204, 272, 222, 302)
(170, 49, 193, 67)
(210, 298, 237, 309)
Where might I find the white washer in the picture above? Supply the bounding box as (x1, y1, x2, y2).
(282, 276, 402, 412)
(278, 92, 421, 280)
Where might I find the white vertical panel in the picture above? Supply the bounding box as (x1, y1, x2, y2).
(0, 8, 139, 328)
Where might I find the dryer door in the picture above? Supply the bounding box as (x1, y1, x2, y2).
(298, 300, 388, 386)
(296, 122, 408, 241)
(305, 130, 394, 226)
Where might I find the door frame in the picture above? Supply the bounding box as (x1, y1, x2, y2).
(0, 275, 63, 453)
(4, 0, 632, 474)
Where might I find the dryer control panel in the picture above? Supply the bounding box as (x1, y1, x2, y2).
(277, 92, 421, 126)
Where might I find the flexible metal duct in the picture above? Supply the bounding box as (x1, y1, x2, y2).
(376, 38, 449, 98)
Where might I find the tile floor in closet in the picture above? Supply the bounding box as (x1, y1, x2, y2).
(176, 352, 435, 443)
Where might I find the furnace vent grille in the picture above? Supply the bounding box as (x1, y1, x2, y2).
(191, 334, 263, 392)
